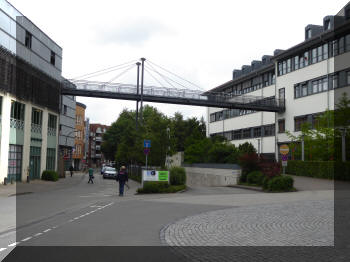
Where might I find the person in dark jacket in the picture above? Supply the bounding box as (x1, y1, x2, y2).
(69, 165, 74, 177)
(116, 166, 128, 196)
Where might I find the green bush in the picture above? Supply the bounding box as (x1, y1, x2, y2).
(170, 167, 186, 185)
(42, 170, 59, 181)
(137, 181, 186, 194)
(285, 160, 334, 179)
(247, 171, 264, 185)
(262, 176, 270, 190)
(266, 175, 294, 192)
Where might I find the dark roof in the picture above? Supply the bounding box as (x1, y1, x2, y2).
(76, 102, 86, 109)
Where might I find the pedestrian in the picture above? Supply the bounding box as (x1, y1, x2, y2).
(88, 167, 94, 184)
(116, 166, 128, 196)
(69, 165, 74, 177)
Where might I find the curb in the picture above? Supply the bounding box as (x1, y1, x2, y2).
(228, 185, 264, 192)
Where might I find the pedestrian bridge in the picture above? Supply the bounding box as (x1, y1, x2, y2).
(61, 80, 285, 112)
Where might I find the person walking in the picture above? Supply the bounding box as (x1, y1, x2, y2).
(88, 167, 94, 184)
(69, 165, 74, 177)
(116, 166, 128, 196)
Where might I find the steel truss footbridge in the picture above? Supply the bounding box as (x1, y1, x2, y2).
(61, 58, 285, 113)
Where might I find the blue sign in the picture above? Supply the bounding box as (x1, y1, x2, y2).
(144, 140, 151, 148)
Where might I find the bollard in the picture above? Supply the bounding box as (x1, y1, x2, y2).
(4, 177, 7, 185)
(10, 178, 13, 184)
(27, 175, 30, 183)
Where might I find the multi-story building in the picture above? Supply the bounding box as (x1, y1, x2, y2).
(72, 102, 86, 170)
(0, 0, 62, 182)
(207, 3, 350, 161)
(58, 80, 76, 175)
(88, 123, 109, 167)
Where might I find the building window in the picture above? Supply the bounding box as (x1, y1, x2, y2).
(306, 29, 312, 39)
(233, 130, 242, 140)
(25, 31, 32, 49)
(224, 131, 232, 141)
(312, 48, 317, 64)
(317, 46, 323, 62)
(287, 59, 291, 73)
(48, 114, 57, 129)
(50, 51, 56, 66)
(323, 43, 329, 59)
(264, 124, 275, 137)
(294, 116, 308, 131)
(347, 71, 350, 85)
(210, 113, 215, 122)
(10, 101, 25, 120)
(295, 85, 301, 98)
(254, 127, 261, 137)
(322, 77, 328, 91)
(243, 128, 251, 139)
(312, 80, 318, 94)
(278, 119, 285, 133)
(294, 56, 299, 70)
(63, 105, 67, 115)
(46, 148, 56, 171)
(333, 73, 339, 89)
(339, 36, 345, 54)
(301, 83, 308, 97)
(282, 61, 287, 75)
(8, 144, 22, 181)
(346, 34, 350, 52)
(31, 108, 43, 125)
(304, 51, 309, 66)
(325, 20, 331, 30)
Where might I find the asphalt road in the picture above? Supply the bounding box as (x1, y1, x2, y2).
(0, 170, 340, 262)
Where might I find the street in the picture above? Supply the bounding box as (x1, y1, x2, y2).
(0, 171, 335, 262)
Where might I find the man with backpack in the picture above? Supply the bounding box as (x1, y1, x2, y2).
(116, 166, 128, 196)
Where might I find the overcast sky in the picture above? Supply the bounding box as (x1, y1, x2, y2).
(9, 0, 349, 125)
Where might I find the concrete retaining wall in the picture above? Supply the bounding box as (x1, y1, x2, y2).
(185, 167, 241, 187)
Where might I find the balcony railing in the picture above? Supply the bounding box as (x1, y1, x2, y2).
(95, 154, 102, 158)
(48, 127, 57, 136)
(95, 137, 102, 142)
(31, 123, 42, 134)
(10, 118, 24, 129)
(95, 145, 101, 150)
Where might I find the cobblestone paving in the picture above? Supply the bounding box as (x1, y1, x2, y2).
(161, 200, 333, 247)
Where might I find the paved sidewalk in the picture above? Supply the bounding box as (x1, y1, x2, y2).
(0, 171, 87, 198)
(288, 175, 334, 191)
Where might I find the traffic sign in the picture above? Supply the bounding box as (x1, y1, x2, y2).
(280, 144, 289, 155)
(144, 140, 151, 148)
(282, 161, 288, 167)
(281, 155, 288, 161)
(144, 148, 150, 155)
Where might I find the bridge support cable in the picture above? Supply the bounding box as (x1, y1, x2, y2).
(70, 60, 138, 81)
(146, 60, 204, 91)
(105, 64, 136, 85)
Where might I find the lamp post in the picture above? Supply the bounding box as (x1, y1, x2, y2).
(339, 127, 347, 162)
(166, 127, 170, 168)
(301, 135, 305, 161)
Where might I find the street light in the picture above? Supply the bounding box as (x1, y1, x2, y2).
(166, 127, 170, 168)
(339, 127, 347, 162)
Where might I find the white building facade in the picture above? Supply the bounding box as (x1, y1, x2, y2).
(207, 3, 350, 160)
(0, 0, 62, 182)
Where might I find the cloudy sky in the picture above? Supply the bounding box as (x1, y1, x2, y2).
(9, 0, 349, 125)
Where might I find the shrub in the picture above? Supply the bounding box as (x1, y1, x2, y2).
(260, 161, 281, 179)
(262, 176, 270, 190)
(239, 153, 260, 182)
(247, 171, 264, 185)
(42, 170, 59, 181)
(137, 181, 186, 194)
(266, 175, 294, 192)
(170, 167, 186, 185)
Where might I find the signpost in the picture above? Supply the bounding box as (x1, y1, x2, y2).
(142, 170, 169, 183)
(143, 139, 151, 170)
(280, 144, 289, 175)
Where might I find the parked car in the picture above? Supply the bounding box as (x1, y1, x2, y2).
(103, 167, 117, 179)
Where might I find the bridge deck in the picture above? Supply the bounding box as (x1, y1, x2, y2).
(61, 87, 285, 113)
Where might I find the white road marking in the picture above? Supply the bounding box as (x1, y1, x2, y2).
(90, 205, 103, 208)
(34, 233, 43, 237)
(43, 229, 51, 233)
(8, 242, 18, 247)
(74, 217, 80, 220)
(52, 226, 58, 229)
(0, 248, 7, 252)
(68, 219, 74, 222)
(21, 237, 32, 242)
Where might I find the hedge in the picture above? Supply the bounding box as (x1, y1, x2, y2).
(266, 175, 294, 192)
(42, 170, 59, 181)
(285, 160, 350, 181)
(170, 167, 186, 185)
(247, 171, 264, 185)
(137, 181, 186, 194)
